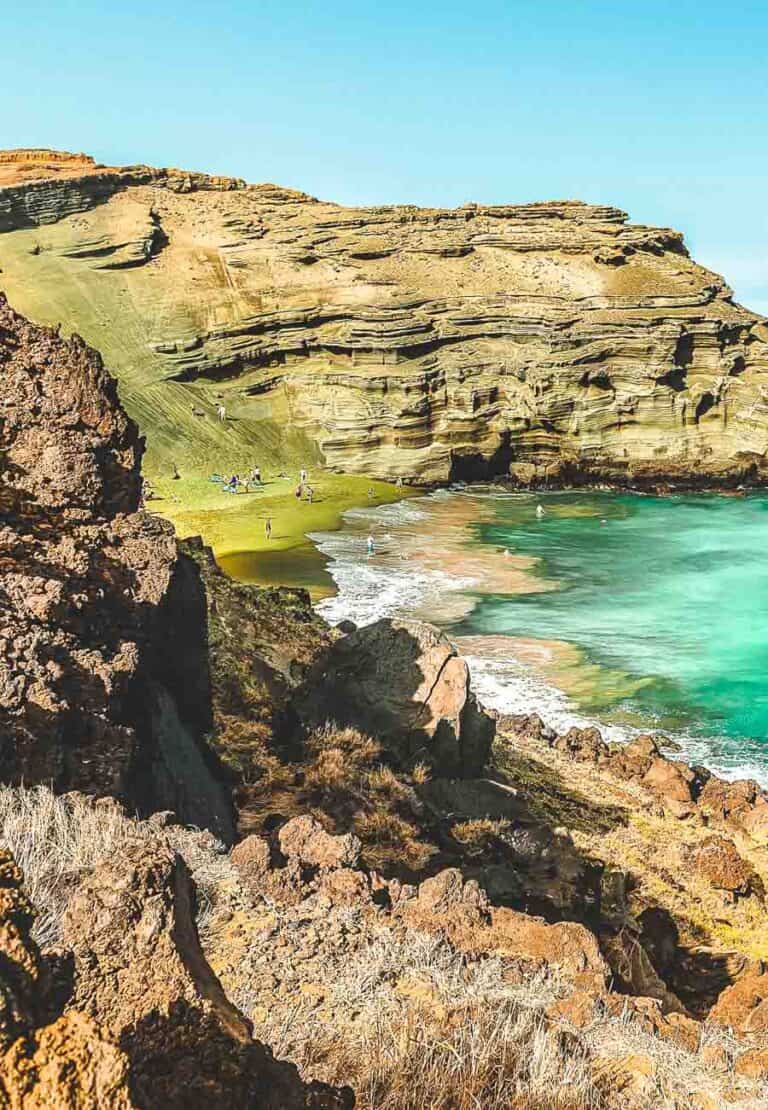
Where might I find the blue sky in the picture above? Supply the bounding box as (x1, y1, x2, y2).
(4, 1, 768, 310)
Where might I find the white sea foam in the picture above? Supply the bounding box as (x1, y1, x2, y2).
(311, 493, 768, 788)
(310, 526, 475, 627)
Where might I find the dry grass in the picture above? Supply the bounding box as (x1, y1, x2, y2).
(451, 817, 513, 858)
(302, 724, 438, 873)
(0, 784, 240, 946)
(250, 925, 601, 1109)
(228, 914, 768, 1110)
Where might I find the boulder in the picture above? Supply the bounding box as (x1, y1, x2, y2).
(414, 868, 488, 917)
(398, 868, 490, 940)
(278, 815, 361, 871)
(1, 1011, 134, 1109)
(591, 1052, 657, 1100)
(614, 734, 661, 771)
(554, 726, 609, 764)
(697, 776, 768, 847)
(688, 836, 760, 899)
(734, 1048, 768, 1080)
(489, 909, 608, 987)
(230, 834, 272, 889)
(698, 776, 763, 831)
(495, 713, 555, 744)
(738, 797, 768, 845)
(642, 757, 697, 818)
(297, 618, 494, 776)
(710, 973, 768, 1035)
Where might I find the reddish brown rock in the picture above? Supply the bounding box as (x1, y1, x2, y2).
(612, 734, 662, 774)
(400, 870, 607, 990)
(278, 815, 361, 871)
(546, 989, 602, 1029)
(489, 908, 608, 987)
(734, 1047, 768, 1080)
(495, 713, 555, 743)
(697, 776, 764, 831)
(642, 757, 697, 818)
(0, 296, 234, 839)
(737, 798, 768, 845)
(688, 835, 760, 898)
(0, 849, 135, 1108)
(318, 868, 373, 905)
(230, 834, 271, 888)
(710, 973, 768, 1034)
(657, 1011, 701, 1053)
(694, 774, 768, 845)
(592, 1052, 656, 1100)
(1, 1011, 135, 1109)
(554, 726, 609, 764)
(60, 838, 351, 1109)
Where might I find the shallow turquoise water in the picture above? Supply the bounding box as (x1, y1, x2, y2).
(457, 493, 768, 750)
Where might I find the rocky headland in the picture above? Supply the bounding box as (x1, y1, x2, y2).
(0, 148, 767, 489)
(2, 280, 768, 1106)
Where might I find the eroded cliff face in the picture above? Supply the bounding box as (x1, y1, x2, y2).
(1, 148, 767, 484)
(0, 294, 234, 839)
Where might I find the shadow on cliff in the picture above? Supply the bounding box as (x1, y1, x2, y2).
(1, 466, 236, 841)
(120, 1000, 353, 1110)
(449, 429, 514, 483)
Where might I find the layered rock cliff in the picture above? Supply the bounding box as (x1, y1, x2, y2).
(1, 148, 767, 484)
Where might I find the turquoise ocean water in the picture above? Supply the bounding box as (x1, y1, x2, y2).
(460, 493, 768, 742)
(312, 491, 768, 782)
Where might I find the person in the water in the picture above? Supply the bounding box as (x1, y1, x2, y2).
(536, 504, 545, 517)
(367, 534, 375, 555)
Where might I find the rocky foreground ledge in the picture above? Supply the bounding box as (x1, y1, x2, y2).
(4, 300, 768, 1104)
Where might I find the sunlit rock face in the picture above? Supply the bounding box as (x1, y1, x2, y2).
(1, 148, 767, 483)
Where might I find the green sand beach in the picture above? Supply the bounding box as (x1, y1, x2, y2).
(149, 465, 413, 597)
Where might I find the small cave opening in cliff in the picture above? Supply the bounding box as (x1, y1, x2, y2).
(694, 391, 717, 421)
(657, 366, 687, 392)
(449, 430, 514, 482)
(579, 369, 613, 391)
(673, 331, 694, 369)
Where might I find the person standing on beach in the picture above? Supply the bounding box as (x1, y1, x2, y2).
(265, 518, 272, 540)
(217, 403, 227, 423)
(300, 467, 308, 484)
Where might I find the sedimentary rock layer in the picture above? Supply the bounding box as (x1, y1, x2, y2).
(1, 148, 767, 482)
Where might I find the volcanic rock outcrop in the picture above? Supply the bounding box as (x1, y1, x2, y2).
(0, 294, 233, 838)
(1, 148, 767, 484)
(0, 849, 135, 1108)
(296, 617, 494, 776)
